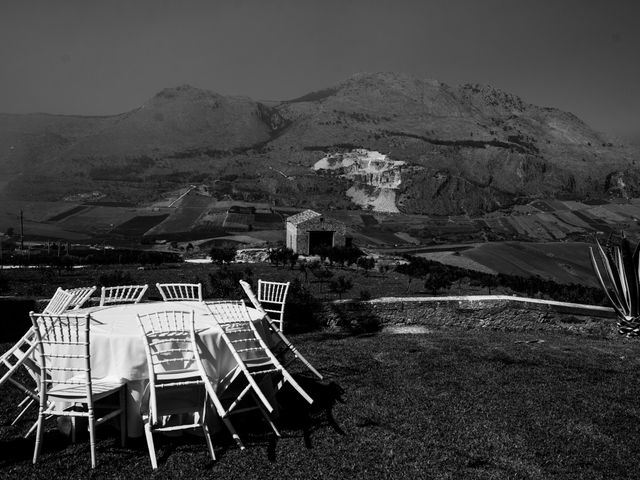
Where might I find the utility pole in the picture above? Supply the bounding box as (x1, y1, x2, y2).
(20, 209, 24, 251)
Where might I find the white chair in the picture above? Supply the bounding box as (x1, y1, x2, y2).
(136, 309, 215, 470)
(65, 286, 97, 310)
(156, 283, 203, 302)
(257, 280, 290, 332)
(205, 301, 313, 446)
(240, 280, 323, 379)
(0, 328, 41, 429)
(30, 312, 127, 469)
(99, 284, 148, 306)
(42, 288, 75, 315)
(6, 288, 75, 431)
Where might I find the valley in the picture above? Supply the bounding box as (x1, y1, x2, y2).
(1, 180, 638, 287)
(1, 73, 639, 287)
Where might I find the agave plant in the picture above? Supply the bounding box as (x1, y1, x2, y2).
(589, 235, 640, 336)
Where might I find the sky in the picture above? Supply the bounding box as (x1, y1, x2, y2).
(1, 0, 639, 141)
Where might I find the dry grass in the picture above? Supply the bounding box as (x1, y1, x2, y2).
(2, 328, 640, 478)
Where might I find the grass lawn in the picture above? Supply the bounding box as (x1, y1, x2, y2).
(2, 328, 640, 478)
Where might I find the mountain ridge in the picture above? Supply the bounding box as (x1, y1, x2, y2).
(0, 72, 637, 215)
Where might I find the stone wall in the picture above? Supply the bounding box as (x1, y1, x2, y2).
(326, 295, 618, 338)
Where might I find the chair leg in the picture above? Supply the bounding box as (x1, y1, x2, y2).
(25, 419, 38, 438)
(119, 386, 127, 447)
(201, 423, 216, 461)
(12, 398, 35, 425)
(71, 417, 77, 443)
(88, 409, 96, 469)
(251, 392, 280, 437)
(32, 411, 45, 464)
(280, 371, 314, 405)
(221, 417, 245, 450)
(143, 420, 158, 470)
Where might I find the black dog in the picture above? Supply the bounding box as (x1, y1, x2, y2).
(276, 374, 346, 448)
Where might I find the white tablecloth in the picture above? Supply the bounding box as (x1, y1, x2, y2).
(78, 301, 268, 437)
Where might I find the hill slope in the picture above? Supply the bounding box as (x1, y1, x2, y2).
(1, 73, 637, 214)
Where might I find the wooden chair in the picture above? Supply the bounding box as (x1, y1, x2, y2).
(99, 284, 148, 306)
(156, 283, 203, 302)
(240, 280, 322, 379)
(136, 309, 215, 469)
(205, 301, 313, 447)
(65, 286, 97, 310)
(257, 280, 290, 332)
(30, 312, 127, 469)
(42, 288, 75, 315)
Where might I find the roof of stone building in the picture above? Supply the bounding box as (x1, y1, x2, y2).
(286, 209, 322, 226)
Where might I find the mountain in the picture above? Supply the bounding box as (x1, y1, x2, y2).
(0, 73, 637, 214)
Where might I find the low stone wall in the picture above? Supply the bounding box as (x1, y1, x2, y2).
(327, 295, 618, 337)
(2, 295, 620, 342)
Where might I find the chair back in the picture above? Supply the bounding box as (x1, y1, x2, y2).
(66, 286, 97, 310)
(29, 312, 95, 405)
(239, 280, 265, 314)
(100, 284, 148, 306)
(0, 327, 40, 392)
(156, 283, 203, 302)
(136, 309, 199, 424)
(206, 300, 271, 364)
(42, 288, 75, 315)
(257, 280, 290, 331)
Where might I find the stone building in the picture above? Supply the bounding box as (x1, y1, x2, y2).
(285, 209, 346, 255)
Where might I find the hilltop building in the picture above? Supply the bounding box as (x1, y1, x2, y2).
(285, 209, 346, 255)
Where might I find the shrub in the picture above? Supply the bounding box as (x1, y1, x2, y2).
(55, 254, 81, 271)
(334, 301, 382, 334)
(284, 279, 323, 333)
(268, 247, 298, 268)
(329, 276, 353, 299)
(356, 256, 375, 275)
(210, 246, 237, 264)
(318, 246, 364, 266)
(0, 272, 9, 294)
(97, 270, 135, 287)
(359, 289, 372, 301)
(208, 265, 252, 299)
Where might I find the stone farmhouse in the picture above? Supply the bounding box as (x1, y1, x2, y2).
(285, 209, 346, 255)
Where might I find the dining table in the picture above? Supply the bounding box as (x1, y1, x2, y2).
(73, 300, 274, 437)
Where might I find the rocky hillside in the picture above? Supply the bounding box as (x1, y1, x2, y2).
(1, 73, 637, 214)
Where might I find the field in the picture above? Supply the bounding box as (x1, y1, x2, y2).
(4, 190, 640, 285)
(111, 214, 170, 237)
(46, 206, 89, 222)
(462, 242, 598, 286)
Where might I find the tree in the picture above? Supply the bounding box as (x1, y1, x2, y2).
(357, 256, 375, 276)
(268, 247, 297, 268)
(210, 246, 236, 264)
